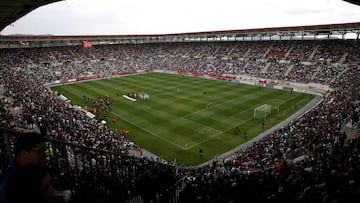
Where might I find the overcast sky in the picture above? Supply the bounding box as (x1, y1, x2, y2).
(1, 0, 360, 35)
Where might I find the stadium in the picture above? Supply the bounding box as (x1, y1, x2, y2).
(1, 0, 360, 202)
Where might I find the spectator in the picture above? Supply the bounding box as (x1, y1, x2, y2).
(0, 132, 47, 203)
(5, 164, 55, 203)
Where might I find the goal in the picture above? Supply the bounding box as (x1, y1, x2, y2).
(254, 104, 272, 120)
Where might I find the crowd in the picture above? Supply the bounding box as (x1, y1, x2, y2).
(0, 39, 359, 202)
(178, 64, 360, 202)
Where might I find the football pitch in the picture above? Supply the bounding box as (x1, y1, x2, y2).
(50, 73, 316, 166)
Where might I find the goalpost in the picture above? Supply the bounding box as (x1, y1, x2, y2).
(254, 104, 272, 121)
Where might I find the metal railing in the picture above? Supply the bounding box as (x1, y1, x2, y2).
(0, 128, 179, 203)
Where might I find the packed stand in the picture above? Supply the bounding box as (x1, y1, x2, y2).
(177, 64, 360, 202)
(0, 39, 359, 202)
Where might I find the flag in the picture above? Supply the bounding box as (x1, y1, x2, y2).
(83, 41, 92, 48)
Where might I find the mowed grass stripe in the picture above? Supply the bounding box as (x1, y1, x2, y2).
(78, 78, 269, 132)
(109, 111, 186, 149)
(184, 93, 269, 129)
(108, 97, 220, 146)
(90, 77, 284, 143)
(108, 75, 229, 145)
(64, 77, 239, 144)
(51, 73, 316, 166)
(60, 77, 278, 128)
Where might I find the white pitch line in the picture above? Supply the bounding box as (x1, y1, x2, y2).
(187, 96, 298, 149)
(66, 83, 300, 151)
(110, 111, 186, 149)
(187, 118, 252, 149)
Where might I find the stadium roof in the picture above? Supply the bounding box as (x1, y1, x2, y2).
(0, 0, 61, 32)
(0, 0, 359, 48)
(1, 0, 360, 35)
(0, 22, 358, 50)
(343, 0, 360, 6)
(0, 0, 359, 35)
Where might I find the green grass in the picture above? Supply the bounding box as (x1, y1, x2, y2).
(50, 73, 315, 166)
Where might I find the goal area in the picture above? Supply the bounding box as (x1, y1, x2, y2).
(254, 104, 272, 119)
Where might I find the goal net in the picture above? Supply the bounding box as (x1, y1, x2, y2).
(254, 104, 272, 119)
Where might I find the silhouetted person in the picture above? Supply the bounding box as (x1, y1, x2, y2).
(137, 169, 157, 203)
(0, 132, 47, 203)
(5, 164, 55, 203)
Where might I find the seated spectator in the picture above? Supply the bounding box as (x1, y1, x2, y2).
(5, 164, 55, 203)
(0, 132, 47, 203)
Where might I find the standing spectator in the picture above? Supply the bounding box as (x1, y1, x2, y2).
(0, 132, 47, 203)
